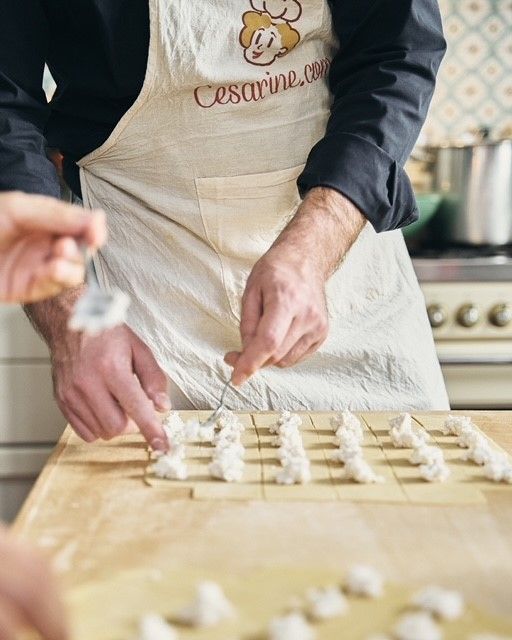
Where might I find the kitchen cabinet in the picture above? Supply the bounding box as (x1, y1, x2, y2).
(0, 305, 64, 521)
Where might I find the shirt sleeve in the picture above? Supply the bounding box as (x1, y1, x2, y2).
(297, 0, 446, 232)
(0, 0, 60, 197)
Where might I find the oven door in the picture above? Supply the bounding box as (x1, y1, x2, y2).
(437, 341, 512, 409)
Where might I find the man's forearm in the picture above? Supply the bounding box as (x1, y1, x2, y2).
(24, 285, 84, 353)
(270, 186, 366, 280)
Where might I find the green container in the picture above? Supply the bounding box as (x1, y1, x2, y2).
(402, 193, 443, 239)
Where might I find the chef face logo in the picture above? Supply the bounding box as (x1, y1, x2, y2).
(240, 0, 302, 66)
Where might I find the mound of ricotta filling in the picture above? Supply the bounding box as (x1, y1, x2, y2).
(411, 585, 464, 621)
(306, 586, 348, 620)
(389, 414, 430, 449)
(177, 581, 235, 628)
(137, 613, 177, 640)
(268, 612, 315, 640)
(393, 612, 442, 640)
(345, 565, 384, 598)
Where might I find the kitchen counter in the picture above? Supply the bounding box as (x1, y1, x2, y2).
(14, 411, 512, 637)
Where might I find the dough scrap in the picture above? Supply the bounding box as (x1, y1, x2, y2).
(306, 586, 348, 620)
(411, 585, 465, 621)
(268, 612, 316, 640)
(137, 613, 178, 640)
(345, 565, 384, 598)
(177, 581, 235, 628)
(393, 612, 442, 640)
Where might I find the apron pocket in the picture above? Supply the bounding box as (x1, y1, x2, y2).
(196, 164, 303, 320)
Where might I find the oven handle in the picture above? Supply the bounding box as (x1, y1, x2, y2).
(439, 355, 512, 366)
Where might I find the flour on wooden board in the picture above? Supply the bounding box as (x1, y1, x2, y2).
(131, 565, 506, 640)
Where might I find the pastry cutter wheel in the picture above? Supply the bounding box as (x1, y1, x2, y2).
(68, 246, 130, 335)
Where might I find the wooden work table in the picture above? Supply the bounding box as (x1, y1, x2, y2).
(13, 411, 512, 638)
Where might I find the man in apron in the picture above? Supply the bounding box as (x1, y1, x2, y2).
(0, 0, 449, 450)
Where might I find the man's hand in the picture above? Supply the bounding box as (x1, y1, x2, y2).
(226, 187, 366, 385)
(50, 322, 171, 450)
(0, 525, 68, 640)
(0, 191, 106, 304)
(225, 251, 329, 382)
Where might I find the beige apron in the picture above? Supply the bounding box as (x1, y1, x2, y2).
(78, 0, 449, 411)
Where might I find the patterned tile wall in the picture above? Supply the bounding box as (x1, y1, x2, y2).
(424, 0, 512, 143)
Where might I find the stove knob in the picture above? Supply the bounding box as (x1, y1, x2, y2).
(427, 304, 446, 328)
(457, 304, 480, 328)
(489, 303, 512, 328)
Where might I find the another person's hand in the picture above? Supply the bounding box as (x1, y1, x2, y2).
(51, 323, 171, 450)
(0, 525, 68, 640)
(226, 187, 366, 385)
(0, 191, 106, 304)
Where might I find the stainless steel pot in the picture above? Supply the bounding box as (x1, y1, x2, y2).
(431, 138, 512, 246)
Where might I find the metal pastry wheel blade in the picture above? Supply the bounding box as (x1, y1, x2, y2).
(68, 250, 130, 336)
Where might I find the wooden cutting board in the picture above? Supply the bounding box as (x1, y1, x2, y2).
(14, 411, 512, 638)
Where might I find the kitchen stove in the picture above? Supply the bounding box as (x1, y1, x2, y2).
(413, 245, 512, 282)
(411, 246, 512, 409)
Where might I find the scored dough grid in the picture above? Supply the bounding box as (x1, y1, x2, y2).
(144, 412, 512, 505)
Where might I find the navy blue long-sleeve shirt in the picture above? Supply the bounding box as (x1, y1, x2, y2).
(0, 0, 446, 231)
